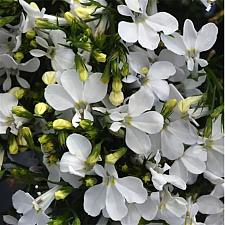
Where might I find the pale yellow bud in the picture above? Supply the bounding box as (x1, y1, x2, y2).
(34, 103, 49, 115)
(178, 95, 202, 114)
(53, 119, 73, 130)
(93, 51, 107, 63)
(26, 29, 36, 39)
(109, 91, 124, 106)
(105, 147, 127, 164)
(140, 67, 149, 75)
(14, 52, 24, 61)
(75, 5, 97, 19)
(42, 71, 56, 85)
(64, 12, 75, 24)
(9, 87, 25, 99)
(55, 187, 73, 200)
(79, 68, 88, 81)
(9, 136, 18, 155)
(112, 79, 122, 92)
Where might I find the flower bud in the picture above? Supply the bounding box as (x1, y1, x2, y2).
(34, 102, 49, 115)
(140, 67, 149, 75)
(161, 99, 177, 118)
(101, 63, 111, 84)
(9, 87, 25, 99)
(12, 106, 33, 119)
(35, 18, 59, 29)
(53, 119, 73, 130)
(26, 29, 36, 39)
(55, 186, 73, 200)
(42, 71, 57, 85)
(14, 52, 24, 61)
(30, 40, 37, 48)
(75, 5, 96, 19)
(109, 91, 124, 106)
(58, 131, 68, 146)
(84, 177, 97, 187)
(112, 78, 122, 92)
(121, 164, 128, 173)
(64, 11, 76, 24)
(79, 119, 92, 129)
(48, 154, 58, 165)
(9, 135, 18, 154)
(210, 105, 223, 119)
(93, 50, 107, 63)
(21, 127, 34, 148)
(121, 62, 129, 77)
(79, 67, 88, 81)
(204, 117, 212, 138)
(86, 142, 101, 166)
(178, 95, 202, 114)
(105, 147, 127, 164)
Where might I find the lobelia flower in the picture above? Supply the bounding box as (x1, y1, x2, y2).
(19, 0, 67, 33)
(117, 0, 178, 50)
(44, 69, 108, 127)
(12, 186, 61, 225)
(120, 193, 158, 225)
(30, 30, 75, 72)
(109, 88, 164, 156)
(0, 93, 27, 135)
(146, 151, 186, 191)
(83, 164, 147, 221)
(169, 145, 207, 183)
(197, 195, 224, 225)
(60, 133, 93, 177)
(0, 54, 40, 91)
(161, 19, 218, 71)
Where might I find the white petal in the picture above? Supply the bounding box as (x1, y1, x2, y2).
(195, 23, 218, 52)
(166, 197, 187, 217)
(149, 61, 176, 80)
(124, 0, 141, 12)
(12, 190, 33, 214)
(83, 73, 107, 103)
(136, 196, 158, 221)
(207, 150, 224, 177)
(187, 58, 194, 71)
(0, 54, 18, 69)
(60, 69, 83, 103)
(128, 89, 154, 116)
(110, 122, 123, 132)
(149, 79, 170, 101)
(61, 172, 82, 188)
(94, 164, 106, 178)
(44, 84, 74, 111)
(3, 215, 18, 225)
(197, 195, 223, 214)
(211, 115, 223, 140)
(197, 58, 208, 67)
(19, 57, 40, 72)
(0, 93, 18, 116)
(183, 19, 197, 49)
(50, 30, 67, 46)
(161, 33, 186, 55)
(18, 210, 37, 225)
(131, 111, 164, 134)
(36, 36, 49, 48)
(121, 204, 140, 225)
(150, 168, 167, 190)
(164, 174, 186, 190)
(138, 22, 160, 50)
(161, 129, 184, 160)
(125, 126, 151, 155)
(16, 75, 30, 89)
(118, 21, 138, 43)
(66, 133, 92, 160)
(30, 49, 46, 57)
(84, 183, 106, 217)
(169, 160, 189, 182)
(115, 176, 147, 204)
(106, 185, 128, 220)
(117, 5, 134, 17)
(147, 12, 178, 35)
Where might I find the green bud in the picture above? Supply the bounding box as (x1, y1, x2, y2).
(53, 119, 73, 130)
(211, 105, 224, 119)
(93, 50, 107, 63)
(105, 147, 127, 164)
(58, 131, 68, 146)
(75, 55, 89, 81)
(38, 134, 52, 145)
(161, 99, 177, 118)
(86, 142, 102, 166)
(34, 102, 49, 115)
(54, 186, 73, 200)
(12, 106, 33, 119)
(142, 173, 151, 183)
(26, 29, 36, 39)
(21, 127, 34, 148)
(48, 154, 58, 165)
(204, 117, 212, 138)
(48, 216, 65, 225)
(30, 40, 37, 48)
(101, 63, 111, 84)
(35, 18, 59, 29)
(112, 77, 122, 92)
(9, 135, 18, 154)
(121, 163, 128, 173)
(64, 11, 76, 24)
(14, 52, 24, 61)
(121, 62, 129, 77)
(79, 119, 92, 129)
(84, 177, 97, 187)
(85, 128, 98, 140)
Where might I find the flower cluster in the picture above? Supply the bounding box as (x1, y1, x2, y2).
(0, 0, 223, 225)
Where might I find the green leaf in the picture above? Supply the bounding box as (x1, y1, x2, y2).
(0, 16, 16, 27)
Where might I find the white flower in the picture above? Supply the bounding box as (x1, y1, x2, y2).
(3, 215, 18, 225)
(161, 19, 218, 71)
(109, 89, 164, 155)
(118, 0, 178, 50)
(30, 30, 75, 72)
(12, 186, 60, 225)
(60, 133, 93, 177)
(0, 54, 40, 91)
(169, 145, 207, 182)
(19, 0, 67, 33)
(0, 93, 27, 135)
(197, 195, 224, 225)
(83, 164, 147, 221)
(44, 69, 108, 127)
(121, 194, 158, 225)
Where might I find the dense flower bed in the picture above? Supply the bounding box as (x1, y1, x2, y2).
(0, 0, 223, 225)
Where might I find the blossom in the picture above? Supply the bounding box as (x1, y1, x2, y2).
(0, 54, 40, 91)
(109, 89, 164, 155)
(30, 30, 75, 72)
(44, 69, 108, 127)
(118, 0, 178, 50)
(161, 19, 218, 71)
(83, 164, 147, 221)
(0, 93, 27, 135)
(60, 133, 93, 177)
(12, 186, 60, 225)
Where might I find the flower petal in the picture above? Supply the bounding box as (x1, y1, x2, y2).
(118, 21, 138, 43)
(0, 93, 18, 116)
(183, 19, 197, 49)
